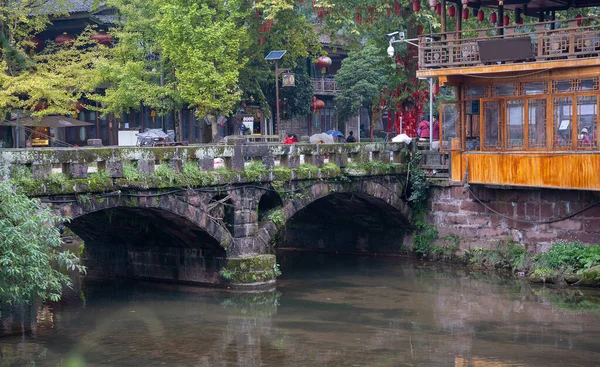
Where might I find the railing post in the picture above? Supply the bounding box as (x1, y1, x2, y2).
(199, 157, 214, 171)
(227, 136, 246, 171)
(32, 162, 52, 180)
(62, 163, 89, 179)
(137, 159, 155, 175)
(107, 160, 124, 178)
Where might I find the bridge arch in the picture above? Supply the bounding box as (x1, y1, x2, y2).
(57, 193, 234, 248)
(256, 177, 413, 253)
(55, 193, 235, 285)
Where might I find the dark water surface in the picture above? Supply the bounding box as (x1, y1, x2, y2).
(2, 253, 600, 366)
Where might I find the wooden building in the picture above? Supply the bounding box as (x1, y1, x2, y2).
(417, 0, 600, 191)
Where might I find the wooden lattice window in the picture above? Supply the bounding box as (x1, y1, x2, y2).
(553, 79, 577, 93)
(579, 78, 599, 92)
(440, 103, 462, 151)
(493, 83, 518, 97)
(465, 85, 489, 99)
(482, 99, 502, 150)
(528, 99, 547, 149)
(576, 95, 598, 149)
(506, 99, 525, 149)
(520, 82, 548, 96)
(554, 97, 573, 149)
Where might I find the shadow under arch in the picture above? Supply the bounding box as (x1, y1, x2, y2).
(258, 179, 413, 254)
(68, 206, 227, 285)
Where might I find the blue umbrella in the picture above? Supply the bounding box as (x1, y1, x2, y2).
(325, 130, 345, 138)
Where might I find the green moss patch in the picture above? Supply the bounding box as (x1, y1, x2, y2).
(220, 255, 281, 284)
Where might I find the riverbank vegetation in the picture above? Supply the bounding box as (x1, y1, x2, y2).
(0, 179, 85, 305)
(419, 238, 600, 287)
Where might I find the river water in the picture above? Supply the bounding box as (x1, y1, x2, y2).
(2, 253, 600, 366)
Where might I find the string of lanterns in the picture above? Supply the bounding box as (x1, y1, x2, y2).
(406, 0, 582, 25)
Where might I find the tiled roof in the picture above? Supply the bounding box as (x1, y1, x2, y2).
(41, 0, 106, 15)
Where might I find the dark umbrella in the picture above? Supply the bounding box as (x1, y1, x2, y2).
(325, 130, 345, 138)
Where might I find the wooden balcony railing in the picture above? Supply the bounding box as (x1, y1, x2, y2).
(312, 77, 339, 95)
(418, 16, 600, 70)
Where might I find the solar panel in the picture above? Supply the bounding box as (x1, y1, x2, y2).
(265, 50, 287, 60)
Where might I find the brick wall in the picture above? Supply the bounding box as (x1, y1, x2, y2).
(430, 185, 600, 251)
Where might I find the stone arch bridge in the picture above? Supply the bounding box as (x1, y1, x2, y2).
(0, 140, 424, 289)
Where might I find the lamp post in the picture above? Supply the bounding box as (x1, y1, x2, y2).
(386, 32, 435, 150)
(265, 50, 288, 136)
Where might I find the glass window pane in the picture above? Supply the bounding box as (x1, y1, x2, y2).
(79, 126, 86, 142)
(522, 82, 546, 95)
(494, 83, 517, 96)
(577, 95, 597, 149)
(441, 103, 461, 150)
(580, 79, 598, 92)
(506, 100, 524, 149)
(553, 80, 573, 93)
(466, 85, 487, 99)
(554, 97, 573, 148)
(528, 99, 546, 149)
(182, 112, 190, 140)
(483, 100, 501, 149)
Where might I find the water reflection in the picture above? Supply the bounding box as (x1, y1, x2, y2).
(2, 254, 600, 366)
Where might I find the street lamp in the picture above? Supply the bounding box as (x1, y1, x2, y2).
(265, 50, 288, 136)
(386, 33, 434, 150)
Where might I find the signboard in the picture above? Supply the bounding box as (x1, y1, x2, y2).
(242, 116, 254, 134)
(282, 73, 295, 87)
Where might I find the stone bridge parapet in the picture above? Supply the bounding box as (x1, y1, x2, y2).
(0, 140, 413, 196)
(0, 140, 416, 290)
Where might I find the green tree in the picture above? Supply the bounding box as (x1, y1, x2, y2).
(238, 4, 321, 120)
(0, 27, 105, 118)
(334, 43, 389, 124)
(0, 179, 84, 305)
(99, 0, 248, 140)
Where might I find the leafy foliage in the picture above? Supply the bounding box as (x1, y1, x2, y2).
(532, 240, 600, 272)
(0, 27, 105, 118)
(335, 43, 389, 123)
(0, 180, 85, 304)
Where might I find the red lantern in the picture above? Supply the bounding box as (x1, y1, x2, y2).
(24, 37, 43, 52)
(504, 14, 510, 26)
(576, 14, 582, 26)
(435, 3, 441, 15)
(55, 33, 74, 45)
(429, 0, 436, 9)
(90, 30, 113, 46)
(311, 97, 325, 115)
(477, 9, 484, 22)
(394, 1, 401, 15)
(517, 16, 523, 24)
(490, 12, 497, 24)
(75, 101, 84, 112)
(448, 5, 455, 17)
(412, 0, 420, 12)
(316, 56, 332, 74)
(432, 83, 440, 96)
(462, 7, 468, 20)
(417, 25, 424, 34)
(265, 19, 274, 32)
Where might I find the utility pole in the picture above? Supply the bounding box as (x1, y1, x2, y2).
(275, 60, 280, 136)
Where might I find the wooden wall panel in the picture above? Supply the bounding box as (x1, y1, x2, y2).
(455, 152, 600, 190)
